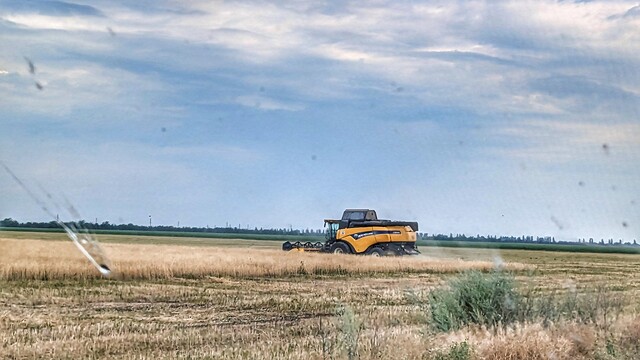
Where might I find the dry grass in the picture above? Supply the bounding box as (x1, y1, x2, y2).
(430, 317, 640, 360)
(0, 238, 527, 281)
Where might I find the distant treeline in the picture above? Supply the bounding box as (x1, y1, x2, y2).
(1, 218, 636, 246)
(426, 233, 559, 243)
(422, 233, 638, 246)
(0, 218, 321, 236)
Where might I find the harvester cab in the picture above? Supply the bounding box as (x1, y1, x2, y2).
(282, 209, 420, 256)
(324, 219, 339, 241)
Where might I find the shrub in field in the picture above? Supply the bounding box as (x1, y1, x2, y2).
(528, 286, 627, 328)
(427, 271, 628, 333)
(566, 324, 597, 357)
(429, 270, 520, 331)
(616, 316, 640, 358)
(337, 305, 362, 360)
(433, 341, 472, 360)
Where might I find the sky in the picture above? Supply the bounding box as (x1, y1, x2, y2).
(0, 0, 639, 241)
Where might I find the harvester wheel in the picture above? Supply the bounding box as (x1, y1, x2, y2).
(330, 242, 350, 254)
(366, 247, 385, 257)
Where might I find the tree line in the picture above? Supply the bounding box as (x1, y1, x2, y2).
(421, 233, 638, 246)
(0, 218, 321, 236)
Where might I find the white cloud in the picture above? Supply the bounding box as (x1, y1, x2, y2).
(158, 144, 265, 163)
(3, 13, 106, 31)
(0, 54, 168, 121)
(236, 95, 304, 111)
(3, 0, 639, 119)
(491, 120, 640, 164)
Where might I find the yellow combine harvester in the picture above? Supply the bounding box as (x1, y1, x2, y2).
(282, 209, 420, 256)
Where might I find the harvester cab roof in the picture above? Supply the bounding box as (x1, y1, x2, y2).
(324, 209, 377, 225)
(342, 209, 378, 221)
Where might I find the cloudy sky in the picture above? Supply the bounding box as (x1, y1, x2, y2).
(1, 0, 639, 240)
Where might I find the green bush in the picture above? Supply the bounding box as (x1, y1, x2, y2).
(429, 270, 521, 331)
(426, 271, 628, 333)
(434, 341, 472, 360)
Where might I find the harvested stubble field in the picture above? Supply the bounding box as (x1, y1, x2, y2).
(1, 231, 640, 359)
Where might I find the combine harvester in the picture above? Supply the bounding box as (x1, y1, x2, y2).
(282, 209, 420, 256)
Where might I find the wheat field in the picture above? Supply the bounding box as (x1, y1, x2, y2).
(0, 237, 527, 281)
(2, 232, 640, 359)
